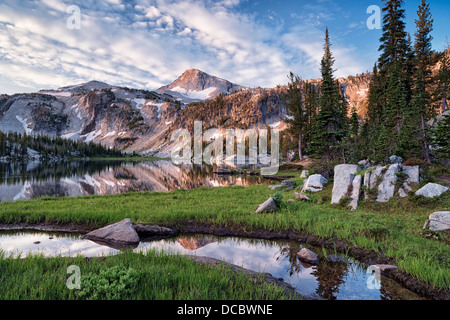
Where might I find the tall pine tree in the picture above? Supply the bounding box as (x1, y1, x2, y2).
(284, 72, 306, 160)
(307, 28, 346, 160)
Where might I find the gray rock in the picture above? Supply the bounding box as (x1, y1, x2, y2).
(296, 248, 319, 265)
(349, 174, 362, 210)
(377, 164, 401, 202)
(255, 197, 278, 213)
(415, 183, 449, 198)
(423, 211, 450, 231)
(281, 180, 296, 187)
(134, 224, 177, 237)
(302, 174, 328, 192)
(300, 170, 309, 179)
(286, 199, 295, 203)
(285, 185, 294, 191)
(358, 159, 370, 169)
(401, 165, 420, 194)
(398, 188, 409, 198)
(389, 155, 403, 164)
(331, 164, 360, 205)
(82, 218, 140, 246)
(268, 185, 283, 190)
(293, 192, 311, 201)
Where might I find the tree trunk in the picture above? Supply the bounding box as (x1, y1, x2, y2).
(421, 114, 432, 164)
(298, 133, 303, 160)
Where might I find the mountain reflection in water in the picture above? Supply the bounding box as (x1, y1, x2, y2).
(0, 160, 269, 201)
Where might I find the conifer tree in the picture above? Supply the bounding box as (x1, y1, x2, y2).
(307, 28, 346, 160)
(284, 72, 306, 159)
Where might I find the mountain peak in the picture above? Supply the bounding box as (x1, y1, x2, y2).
(157, 69, 246, 103)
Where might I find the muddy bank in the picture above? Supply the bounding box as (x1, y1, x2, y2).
(1, 220, 448, 300)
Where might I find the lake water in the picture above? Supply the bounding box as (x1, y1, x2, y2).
(0, 160, 268, 201)
(0, 231, 422, 300)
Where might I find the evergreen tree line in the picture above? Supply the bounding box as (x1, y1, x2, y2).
(0, 130, 123, 160)
(285, 0, 449, 165)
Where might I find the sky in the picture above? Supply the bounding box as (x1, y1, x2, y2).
(0, 0, 449, 95)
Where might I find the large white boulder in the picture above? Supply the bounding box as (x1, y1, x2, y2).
(423, 211, 450, 231)
(331, 164, 360, 205)
(302, 174, 328, 192)
(364, 164, 401, 202)
(398, 165, 420, 197)
(415, 183, 449, 198)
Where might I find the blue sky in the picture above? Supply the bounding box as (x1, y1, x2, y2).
(0, 0, 448, 95)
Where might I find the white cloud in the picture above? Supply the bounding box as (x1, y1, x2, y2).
(0, 0, 367, 95)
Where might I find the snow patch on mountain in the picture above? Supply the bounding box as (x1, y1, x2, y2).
(16, 115, 32, 134)
(170, 86, 218, 100)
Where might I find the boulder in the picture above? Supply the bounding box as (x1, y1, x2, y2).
(293, 192, 311, 201)
(399, 165, 420, 197)
(389, 155, 403, 164)
(268, 185, 283, 190)
(364, 164, 401, 202)
(331, 164, 360, 206)
(349, 174, 362, 211)
(358, 159, 370, 169)
(302, 174, 328, 192)
(300, 170, 309, 179)
(134, 224, 178, 237)
(255, 197, 277, 213)
(281, 180, 296, 187)
(423, 211, 450, 231)
(296, 248, 319, 265)
(415, 183, 449, 198)
(82, 218, 140, 247)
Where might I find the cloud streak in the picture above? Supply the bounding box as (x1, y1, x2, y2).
(0, 0, 367, 95)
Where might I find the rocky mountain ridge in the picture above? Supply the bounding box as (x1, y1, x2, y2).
(0, 69, 374, 155)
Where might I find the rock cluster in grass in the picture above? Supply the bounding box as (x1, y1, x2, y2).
(330, 156, 448, 211)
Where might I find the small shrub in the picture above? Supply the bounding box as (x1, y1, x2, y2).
(270, 192, 283, 208)
(76, 265, 141, 300)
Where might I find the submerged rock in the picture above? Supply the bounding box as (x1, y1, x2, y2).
(82, 218, 140, 247)
(296, 248, 319, 265)
(423, 211, 450, 231)
(255, 198, 277, 213)
(302, 174, 328, 192)
(415, 183, 449, 198)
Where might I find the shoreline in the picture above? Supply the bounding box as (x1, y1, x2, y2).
(1, 220, 448, 300)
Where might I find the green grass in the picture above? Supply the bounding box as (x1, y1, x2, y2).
(0, 249, 292, 300)
(0, 181, 449, 290)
